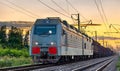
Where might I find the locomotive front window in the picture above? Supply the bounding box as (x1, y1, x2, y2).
(34, 25, 56, 35)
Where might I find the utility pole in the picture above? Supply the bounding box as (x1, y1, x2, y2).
(71, 13, 80, 31)
(78, 13, 80, 31)
(105, 41, 108, 48)
(95, 31, 97, 41)
(102, 36, 104, 46)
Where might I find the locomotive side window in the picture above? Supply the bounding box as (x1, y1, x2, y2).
(34, 25, 56, 35)
(84, 43, 86, 49)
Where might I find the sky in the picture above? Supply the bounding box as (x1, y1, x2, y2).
(0, 0, 120, 48)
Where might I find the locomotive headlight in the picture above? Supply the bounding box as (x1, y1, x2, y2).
(50, 42, 56, 45)
(35, 42, 38, 45)
(49, 30, 52, 34)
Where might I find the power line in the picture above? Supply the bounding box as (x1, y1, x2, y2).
(51, 0, 70, 15)
(66, 0, 88, 21)
(37, 0, 71, 18)
(38, 0, 88, 23)
(94, 0, 113, 43)
(94, 0, 105, 24)
(94, 0, 108, 31)
(6, 0, 39, 18)
(51, 0, 80, 25)
(51, 0, 80, 24)
(79, 13, 89, 21)
(99, 0, 109, 25)
(99, 0, 111, 37)
(0, 1, 35, 19)
(66, 0, 78, 13)
(66, 0, 70, 15)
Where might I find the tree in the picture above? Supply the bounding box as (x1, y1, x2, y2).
(0, 25, 7, 48)
(8, 26, 23, 49)
(23, 31, 29, 48)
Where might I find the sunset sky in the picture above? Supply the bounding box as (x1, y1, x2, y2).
(0, 0, 120, 48)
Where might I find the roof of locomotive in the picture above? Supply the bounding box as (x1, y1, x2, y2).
(62, 20, 92, 39)
(35, 17, 62, 25)
(34, 17, 92, 39)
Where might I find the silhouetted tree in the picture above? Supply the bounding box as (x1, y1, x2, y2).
(24, 31, 29, 48)
(0, 25, 7, 48)
(8, 26, 23, 48)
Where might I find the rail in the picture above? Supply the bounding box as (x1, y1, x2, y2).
(0, 56, 114, 71)
(95, 59, 113, 71)
(72, 57, 114, 71)
(0, 63, 54, 71)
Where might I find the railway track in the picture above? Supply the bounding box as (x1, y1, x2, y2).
(71, 58, 112, 71)
(96, 60, 113, 71)
(0, 63, 54, 71)
(33, 56, 115, 71)
(72, 56, 115, 71)
(0, 56, 116, 71)
(0, 60, 76, 71)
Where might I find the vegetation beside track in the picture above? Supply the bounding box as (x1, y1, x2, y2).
(0, 56, 32, 68)
(0, 46, 32, 68)
(116, 56, 120, 71)
(0, 25, 32, 68)
(0, 47, 29, 57)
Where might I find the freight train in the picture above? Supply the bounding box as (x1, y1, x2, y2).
(29, 17, 113, 63)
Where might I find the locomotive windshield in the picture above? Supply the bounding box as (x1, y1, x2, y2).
(34, 25, 56, 35)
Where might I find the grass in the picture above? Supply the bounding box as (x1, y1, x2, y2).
(0, 47, 32, 68)
(0, 47, 29, 57)
(116, 56, 120, 71)
(0, 56, 32, 68)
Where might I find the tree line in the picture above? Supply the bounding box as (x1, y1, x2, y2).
(0, 25, 29, 49)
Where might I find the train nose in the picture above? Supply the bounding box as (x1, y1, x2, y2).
(41, 51, 48, 59)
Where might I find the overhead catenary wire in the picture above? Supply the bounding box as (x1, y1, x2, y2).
(66, 0, 88, 21)
(94, 0, 115, 46)
(94, 0, 108, 31)
(38, 0, 89, 24)
(51, 0, 80, 24)
(0, 1, 36, 19)
(66, 0, 78, 13)
(99, 0, 112, 37)
(94, 0, 106, 24)
(79, 13, 89, 21)
(6, 0, 39, 18)
(37, 0, 71, 18)
(94, 0, 110, 41)
(51, 0, 70, 15)
(66, 0, 70, 15)
(99, 0, 109, 25)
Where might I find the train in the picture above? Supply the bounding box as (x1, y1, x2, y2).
(29, 17, 113, 63)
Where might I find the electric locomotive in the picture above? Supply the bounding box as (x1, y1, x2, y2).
(30, 17, 111, 63)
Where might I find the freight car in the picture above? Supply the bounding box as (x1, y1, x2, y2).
(92, 40, 113, 58)
(29, 17, 113, 63)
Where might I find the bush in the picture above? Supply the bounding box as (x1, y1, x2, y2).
(11, 56, 32, 66)
(0, 48, 29, 57)
(0, 59, 12, 68)
(0, 47, 32, 68)
(0, 56, 32, 68)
